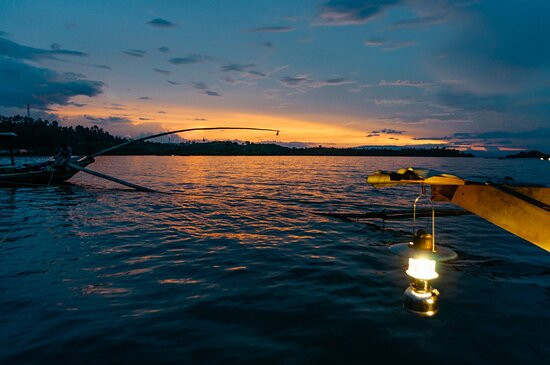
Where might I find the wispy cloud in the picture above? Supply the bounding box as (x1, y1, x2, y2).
(147, 18, 177, 28)
(191, 81, 221, 97)
(364, 39, 385, 47)
(204, 90, 221, 97)
(280, 75, 354, 89)
(364, 38, 416, 51)
(192, 82, 208, 90)
(246, 26, 294, 33)
(169, 54, 211, 65)
(221, 63, 266, 79)
(318, 0, 401, 26)
(84, 115, 131, 124)
(153, 68, 171, 75)
(309, 77, 354, 88)
(123, 49, 147, 57)
(382, 41, 416, 51)
(280, 75, 309, 87)
(379, 79, 434, 88)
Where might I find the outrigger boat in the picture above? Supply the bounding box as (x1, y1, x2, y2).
(0, 127, 279, 191)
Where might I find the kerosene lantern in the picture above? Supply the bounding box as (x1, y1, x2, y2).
(389, 187, 457, 316)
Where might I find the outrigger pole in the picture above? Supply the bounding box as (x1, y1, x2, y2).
(90, 127, 280, 158)
(71, 127, 280, 192)
(367, 167, 550, 251)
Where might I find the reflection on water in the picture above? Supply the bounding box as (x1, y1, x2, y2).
(0, 156, 549, 364)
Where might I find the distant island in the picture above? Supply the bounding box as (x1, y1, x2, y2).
(505, 150, 550, 159)
(1, 115, 474, 157)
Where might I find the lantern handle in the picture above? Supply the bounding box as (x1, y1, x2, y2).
(413, 184, 436, 252)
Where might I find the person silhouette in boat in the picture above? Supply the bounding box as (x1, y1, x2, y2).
(54, 144, 72, 166)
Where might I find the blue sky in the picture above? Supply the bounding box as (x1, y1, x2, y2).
(0, 0, 549, 152)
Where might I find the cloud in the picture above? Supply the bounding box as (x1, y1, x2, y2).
(67, 102, 87, 107)
(0, 37, 88, 60)
(94, 64, 112, 70)
(280, 75, 309, 87)
(280, 74, 354, 90)
(158, 46, 170, 53)
(246, 26, 294, 33)
(50, 43, 62, 50)
(192, 82, 208, 90)
(169, 54, 210, 65)
(371, 128, 404, 134)
(147, 18, 177, 28)
(318, 0, 401, 25)
(189, 82, 221, 96)
(436, 89, 508, 113)
(382, 41, 416, 51)
(309, 77, 354, 88)
(166, 80, 181, 85)
(373, 98, 416, 106)
(412, 128, 550, 152)
(379, 79, 434, 88)
(153, 68, 171, 75)
(364, 39, 384, 47)
(0, 56, 104, 108)
(433, 1, 550, 94)
(139, 117, 152, 120)
(84, 115, 131, 124)
(221, 63, 266, 79)
(204, 90, 221, 97)
(363, 39, 416, 51)
(221, 63, 255, 72)
(123, 49, 147, 57)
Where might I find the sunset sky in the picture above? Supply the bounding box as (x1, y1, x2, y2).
(1, 0, 549, 152)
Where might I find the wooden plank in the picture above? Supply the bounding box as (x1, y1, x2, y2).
(432, 185, 550, 251)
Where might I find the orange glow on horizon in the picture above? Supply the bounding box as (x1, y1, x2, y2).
(54, 101, 450, 148)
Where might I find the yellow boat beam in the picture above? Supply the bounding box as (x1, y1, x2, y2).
(431, 185, 550, 251)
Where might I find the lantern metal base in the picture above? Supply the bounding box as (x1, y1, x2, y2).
(389, 242, 457, 262)
(403, 284, 439, 316)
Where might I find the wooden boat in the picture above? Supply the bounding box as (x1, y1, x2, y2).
(0, 132, 94, 186)
(0, 157, 93, 186)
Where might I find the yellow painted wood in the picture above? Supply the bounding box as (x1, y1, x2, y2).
(436, 185, 550, 252)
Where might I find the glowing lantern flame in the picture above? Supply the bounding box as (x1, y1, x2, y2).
(406, 258, 438, 281)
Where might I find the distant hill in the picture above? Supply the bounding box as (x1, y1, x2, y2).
(0, 115, 474, 157)
(505, 150, 550, 159)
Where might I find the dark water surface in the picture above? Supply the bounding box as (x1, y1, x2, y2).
(1, 156, 549, 364)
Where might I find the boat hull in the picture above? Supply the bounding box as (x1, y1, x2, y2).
(0, 159, 92, 186)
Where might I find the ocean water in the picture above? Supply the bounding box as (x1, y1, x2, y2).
(0, 156, 549, 364)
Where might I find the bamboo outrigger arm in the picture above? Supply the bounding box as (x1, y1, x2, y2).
(367, 168, 550, 252)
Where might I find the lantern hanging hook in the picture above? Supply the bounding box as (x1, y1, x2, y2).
(413, 183, 436, 252)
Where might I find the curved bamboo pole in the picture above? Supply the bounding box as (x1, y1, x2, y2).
(91, 127, 280, 158)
